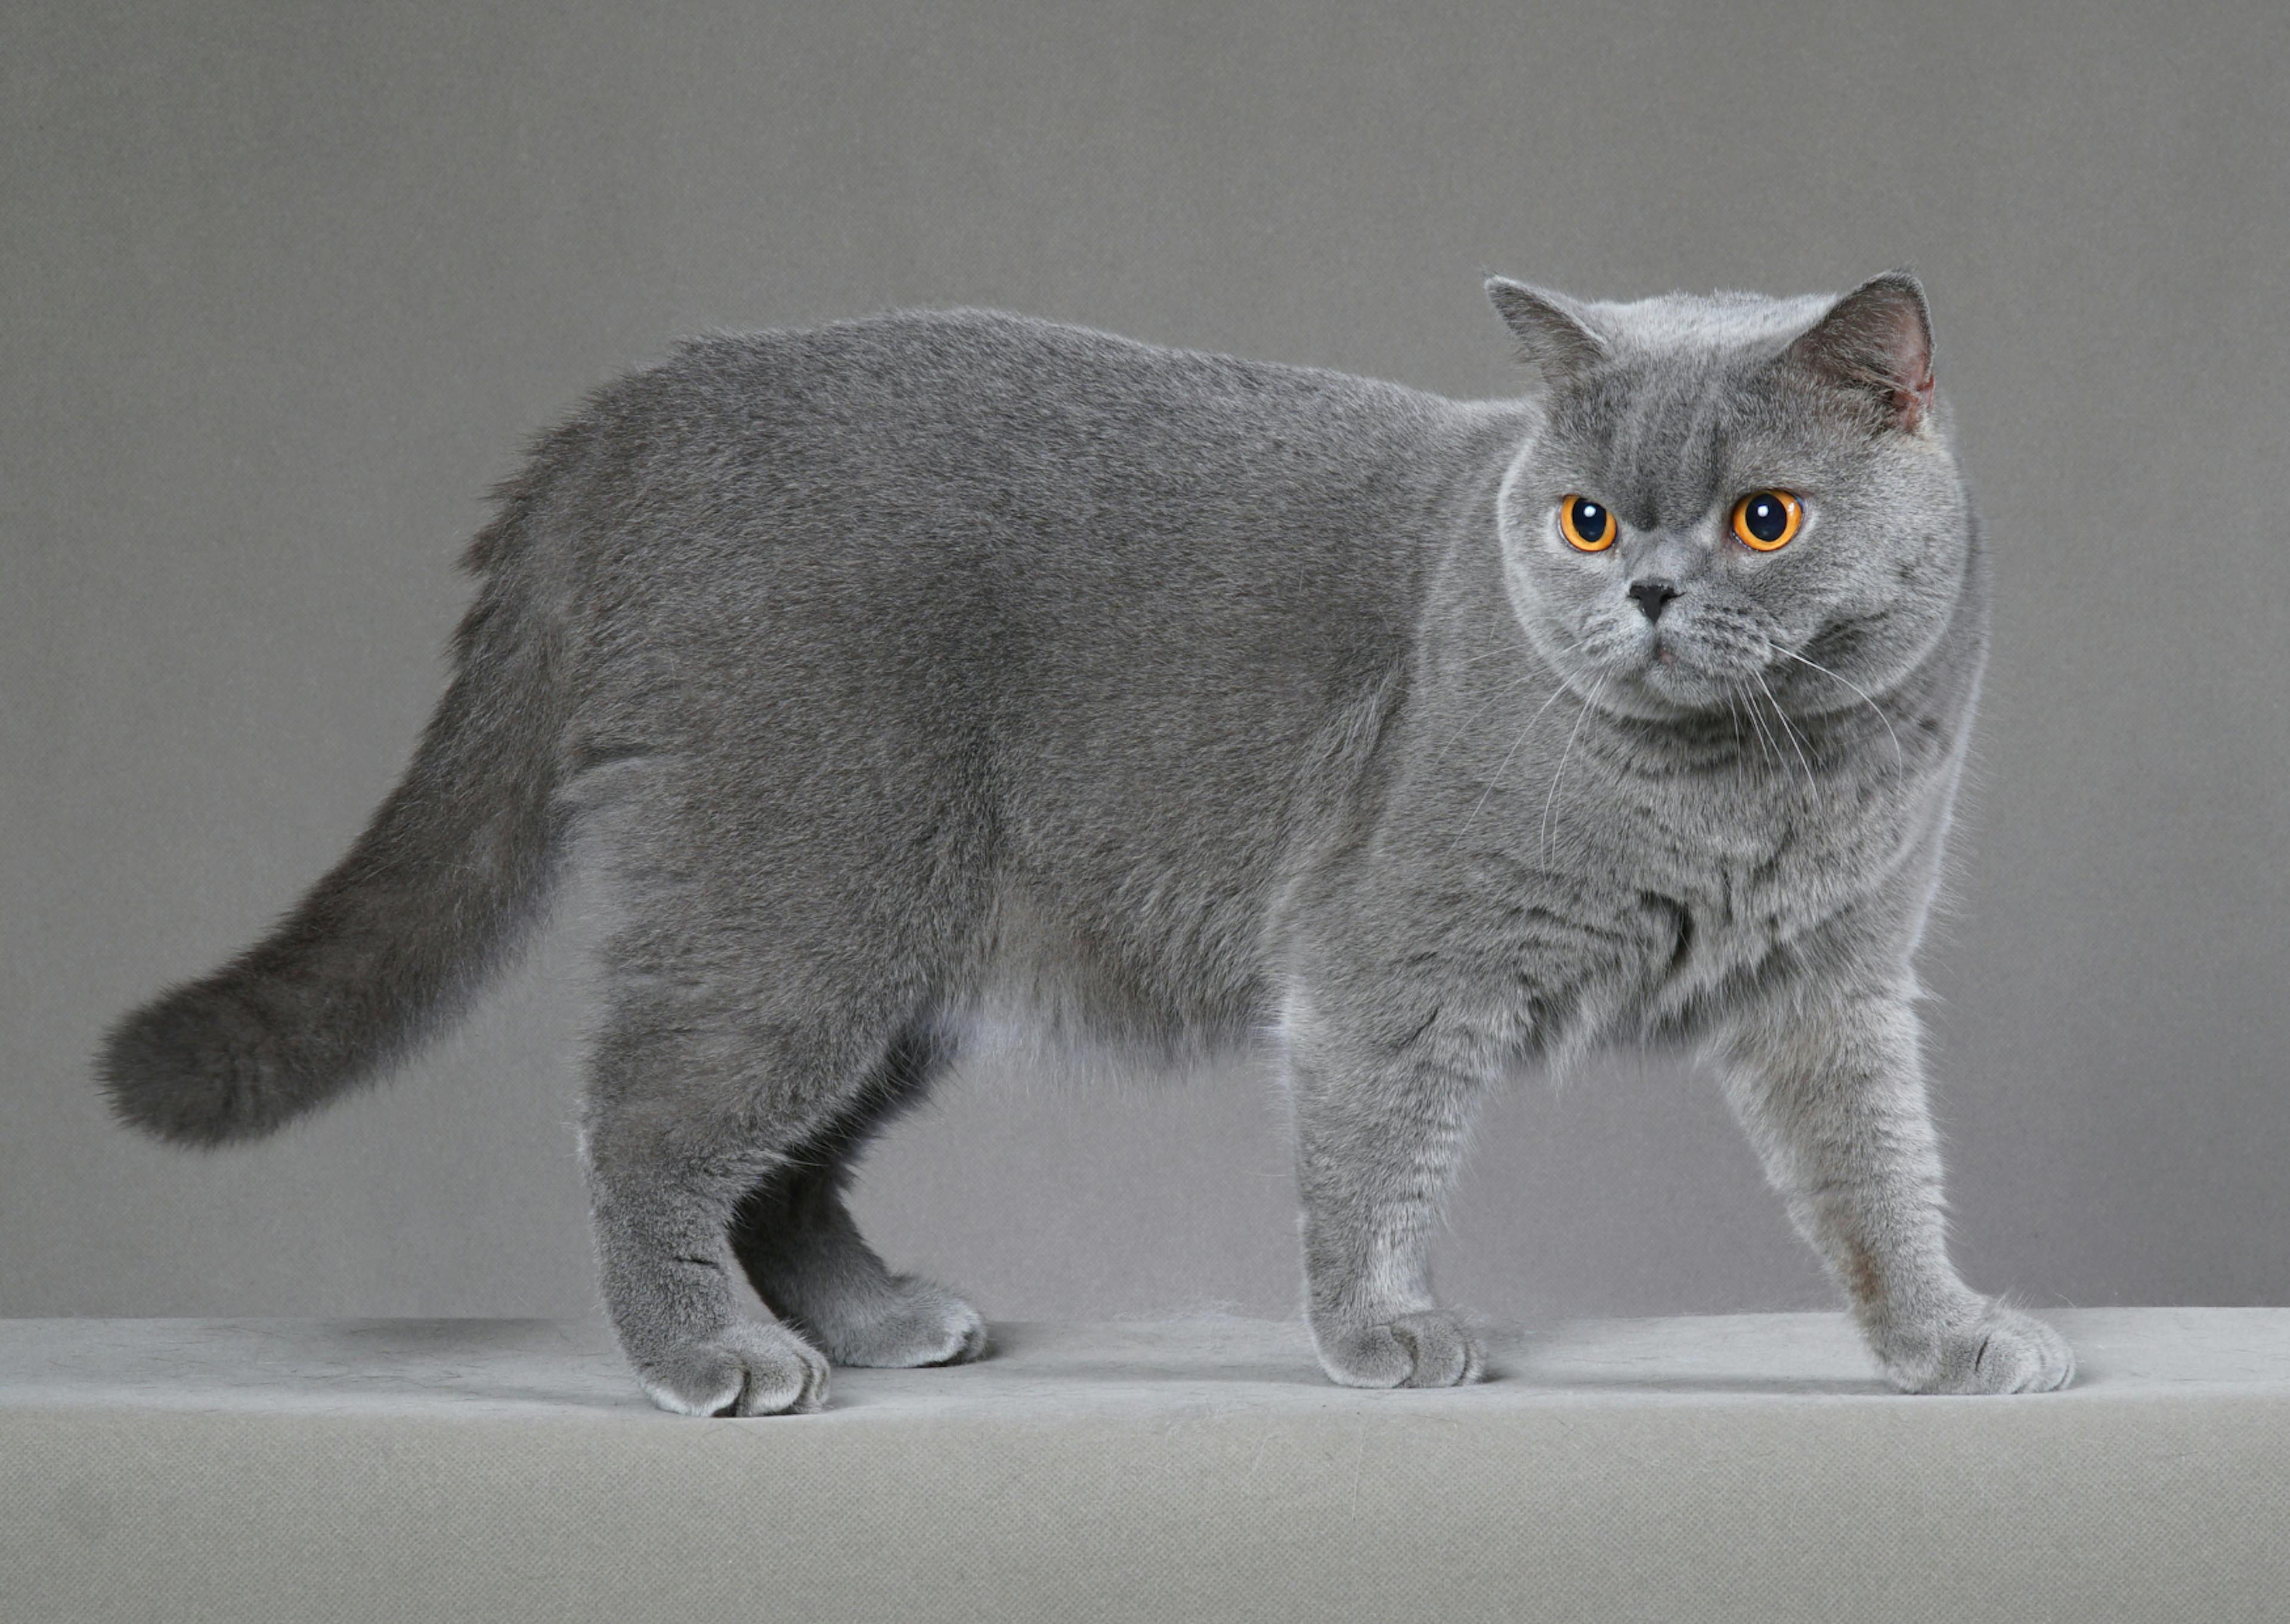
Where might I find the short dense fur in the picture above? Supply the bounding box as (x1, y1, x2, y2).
(102, 274, 2072, 1414)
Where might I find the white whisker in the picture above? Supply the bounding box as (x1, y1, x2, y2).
(1431, 667, 1559, 767)
(1780, 648, 1905, 773)
(1738, 683, 1780, 770)
(1755, 671, 1819, 801)
(1538, 674, 1608, 864)
(1450, 637, 1537, 670)
(1454, 678, 1575, 845)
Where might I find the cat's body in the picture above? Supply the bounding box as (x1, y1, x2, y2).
(103, 278, 2074, 1414)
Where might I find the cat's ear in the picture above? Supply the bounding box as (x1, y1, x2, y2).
(1783, 270, 1936, 433)
(1486, 277, 1611, 380)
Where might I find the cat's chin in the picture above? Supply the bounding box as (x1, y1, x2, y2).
(1589, 656, 1761, 723)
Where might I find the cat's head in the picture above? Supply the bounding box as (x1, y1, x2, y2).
(1487, 272, 1973, 721)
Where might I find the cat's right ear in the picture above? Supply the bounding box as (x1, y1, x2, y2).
(1486, 278, 1610, 381)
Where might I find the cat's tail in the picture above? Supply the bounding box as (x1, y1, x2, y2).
(98, 484, 571, 1146)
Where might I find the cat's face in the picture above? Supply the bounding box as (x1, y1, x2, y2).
(1490, 276, 1972, 722)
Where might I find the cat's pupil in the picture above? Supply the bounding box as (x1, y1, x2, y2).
(1572, 498, 1604, 533)
(1744, 494, 1787, 543)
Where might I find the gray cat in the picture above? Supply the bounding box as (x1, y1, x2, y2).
(101, 271, 2075, 1415)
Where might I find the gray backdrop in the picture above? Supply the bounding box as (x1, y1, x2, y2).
(5, 0, 2285, 1327)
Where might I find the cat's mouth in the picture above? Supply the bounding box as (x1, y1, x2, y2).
(1569, 605, 1796, 718)
(1607, 630, 1788, 718)
(1641, 631, 1771, 686)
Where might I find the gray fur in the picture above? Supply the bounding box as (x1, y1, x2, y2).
(100, 272, 2072, 1414)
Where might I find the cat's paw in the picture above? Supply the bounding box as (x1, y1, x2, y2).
(804, 1276, 990, 1369)
(1316, 1309, 1486, 1389)
(636, 1321, 831, 1417)
(1876, 1300, 2075, 1395)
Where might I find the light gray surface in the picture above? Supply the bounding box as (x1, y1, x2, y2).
(5, 1311, 2287, 1622)
(6, 1307, 2289, 1417)
(5, 0, 2289, 1329)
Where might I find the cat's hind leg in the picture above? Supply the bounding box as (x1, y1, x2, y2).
(582, 975, 970, 1414)
(581, 1006, 841, 1416)
(728, 1023, 989, 1369)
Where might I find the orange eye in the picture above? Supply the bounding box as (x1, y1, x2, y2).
(1559, 495, 1617, 552)
(1731, 489, 1802, 551)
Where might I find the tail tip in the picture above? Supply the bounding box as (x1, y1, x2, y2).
(97, 985, 304, 1148)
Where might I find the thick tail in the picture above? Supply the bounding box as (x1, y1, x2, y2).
(100, 495, 570, 1146)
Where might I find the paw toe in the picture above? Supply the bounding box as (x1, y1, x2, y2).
(1884, 1303, 2074, 1396)
(1319, 1310, 1486, 1389)
(638, 1323, 830, 1417)
(812, 1278, 991, 1369)
(928, 1296, 992, 1366)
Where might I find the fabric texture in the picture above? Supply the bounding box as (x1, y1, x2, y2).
(5, 1310, 2285, 1622)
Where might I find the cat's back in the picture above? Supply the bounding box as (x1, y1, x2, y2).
(555, 308, 1519, 753)
(660, 306, 1450, 453)
(593, 308, 1488, 547)
(536, 311, 1519, 1028)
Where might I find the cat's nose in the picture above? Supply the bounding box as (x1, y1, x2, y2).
(1627, 579, 1680, 622)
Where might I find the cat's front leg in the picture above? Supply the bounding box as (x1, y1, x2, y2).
(1283, 988, 1492, 1389)
(1717, 985, 2074, 1394)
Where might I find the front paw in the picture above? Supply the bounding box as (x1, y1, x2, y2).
(635, 1321, 831, 1417)
(1876, 1300, 2075, 1394)
(1316, 1309, 1486, 1389)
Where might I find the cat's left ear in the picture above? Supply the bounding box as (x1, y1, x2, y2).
(1783, 271, 1936, 433)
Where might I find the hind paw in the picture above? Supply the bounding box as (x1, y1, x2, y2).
(800, 1276, 990, 1368)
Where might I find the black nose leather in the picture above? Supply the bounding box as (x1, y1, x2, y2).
(1627, 579, 1680, 622)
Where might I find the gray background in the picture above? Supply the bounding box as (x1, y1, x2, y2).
(5, 0, 2285, 1327)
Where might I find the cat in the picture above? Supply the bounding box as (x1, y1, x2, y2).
(100, 271, 2075, 1415)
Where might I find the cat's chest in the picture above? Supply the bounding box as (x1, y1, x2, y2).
(1570, 763, 1927, 1025)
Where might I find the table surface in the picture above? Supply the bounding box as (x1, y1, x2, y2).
(4, 1306, 2286, 1419)
(7, 1309, 2288, 1624)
